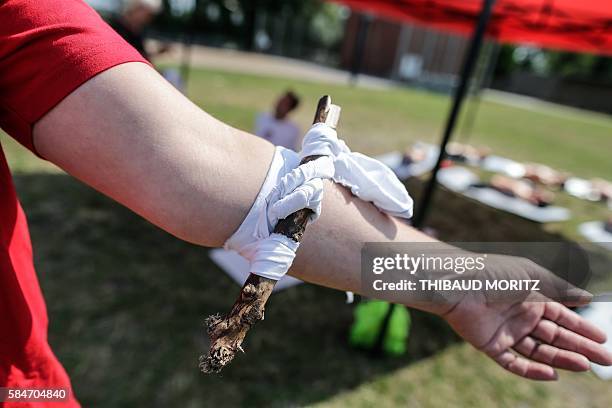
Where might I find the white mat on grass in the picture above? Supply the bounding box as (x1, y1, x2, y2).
(464, 188, 571, 223)
(436, 167, 571, 223)
(209, 248, 303, 292)
(580, 298, 612, 380)
(436, 166, 479, 192)
(578, 222, 612, 251)
(564, 177, 600, 201)
(481, 155, 526, 178)
(375, 143, 439, 180)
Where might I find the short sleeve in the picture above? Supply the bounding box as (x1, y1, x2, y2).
(0, 0, 149, 154)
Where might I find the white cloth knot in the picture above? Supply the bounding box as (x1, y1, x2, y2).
(238, 233, 300, 280)
(300, 123, 413, 219)
(261, 155, 335, 233)
(225, 119, 415, 282)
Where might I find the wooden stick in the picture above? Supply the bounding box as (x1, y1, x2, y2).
(200, 96, 341, 373)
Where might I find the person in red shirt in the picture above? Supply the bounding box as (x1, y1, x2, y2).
(1, 1, 147, 406)
(0, 1, 610, 407)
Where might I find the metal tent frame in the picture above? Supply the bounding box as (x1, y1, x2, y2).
(374, 0, 497, 354)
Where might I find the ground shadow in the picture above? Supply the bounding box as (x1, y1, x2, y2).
(13, 173, 579, 407)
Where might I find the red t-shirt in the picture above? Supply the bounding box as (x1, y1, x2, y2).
(0, 1, 147, 406)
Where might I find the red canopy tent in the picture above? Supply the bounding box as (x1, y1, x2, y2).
(331, 0, 612, 227)
(333, 0, 612, 56)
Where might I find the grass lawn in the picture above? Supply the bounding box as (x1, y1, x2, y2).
(183, 67, 611, 240)
(0, 66, 611, 407)
(183, 67, 612, 179)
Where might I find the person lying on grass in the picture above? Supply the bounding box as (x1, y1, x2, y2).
(0, 1, 610, 406)
(473, 174, 555, 207)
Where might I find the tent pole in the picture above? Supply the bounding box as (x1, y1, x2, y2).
(459, 42, 501, 143)
(371, 0, 496, 357)
(411, 0, 496, 228)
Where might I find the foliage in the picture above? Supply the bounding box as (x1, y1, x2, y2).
(154, 0, 347, 59)
(495, 44, 612, 83)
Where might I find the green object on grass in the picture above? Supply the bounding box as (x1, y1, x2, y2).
(349, 300, 411, 356)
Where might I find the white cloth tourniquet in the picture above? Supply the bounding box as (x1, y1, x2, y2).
(225, 124, 414, 281)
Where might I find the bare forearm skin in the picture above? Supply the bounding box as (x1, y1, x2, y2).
(33, 63, 438, 312)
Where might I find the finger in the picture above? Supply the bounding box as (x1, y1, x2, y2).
(513, 335, 590, 372)
(492, 350, 558, 381)
(532, 320, 612, 366)
(561, 291, 592, 308)
(543, 301, 607, 343)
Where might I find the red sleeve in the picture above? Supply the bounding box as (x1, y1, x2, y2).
(0, 0, 149, 154)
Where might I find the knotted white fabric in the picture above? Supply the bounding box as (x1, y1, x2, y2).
(225, 122, 414, 281)
(234, 233, 299, 280)
(261, 155, 335, 233)
(299, 123, 413, 219)
(225, 147, 304, 281)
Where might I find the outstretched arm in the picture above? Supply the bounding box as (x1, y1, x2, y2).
(33, 62, 611, 380)
(34, 62, 432, 297)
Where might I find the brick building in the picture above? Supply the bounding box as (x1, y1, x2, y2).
(341, 12, 471, 91)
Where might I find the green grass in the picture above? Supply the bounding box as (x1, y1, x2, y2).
(1, 66, 611, 407)
(184, 66, 611, 240)
(314, 344, 612, 408)
(184, 67, 612, 179)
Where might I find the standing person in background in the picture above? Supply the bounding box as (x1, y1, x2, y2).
(109, 0, 169, 62)
(254, 91, 302, 151)
(110, 0, 183, 90)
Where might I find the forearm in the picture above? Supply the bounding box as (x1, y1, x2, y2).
(33, 62, 439, 312)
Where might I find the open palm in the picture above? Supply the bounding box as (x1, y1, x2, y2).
(441, 256, 612, 380)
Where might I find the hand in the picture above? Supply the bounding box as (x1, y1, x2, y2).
(440, 256, 612, 380)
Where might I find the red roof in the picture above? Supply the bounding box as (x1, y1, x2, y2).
(332, 0, 612, 55)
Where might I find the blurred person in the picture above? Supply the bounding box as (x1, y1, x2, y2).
(592, 178, 612, 203)
(109, 0, 170, 61)
(1, 2, 611, 406)
(401, 144, 428, 166)
(523, 163, 569, 188)
(605, 216, 612, 234)
(111, 0, 183, 91)
(474, 175, 555, 207)
(446, 142, 491, 164)
(254, 91, 301, 150)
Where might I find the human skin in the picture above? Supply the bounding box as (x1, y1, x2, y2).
(33, 62, 612, 381)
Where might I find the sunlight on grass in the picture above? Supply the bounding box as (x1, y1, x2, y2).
(182, 67, 611, 240)
(1, 67, 610, 408)
(184, 67, 612, 178)
(313, 343, 611, 408)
